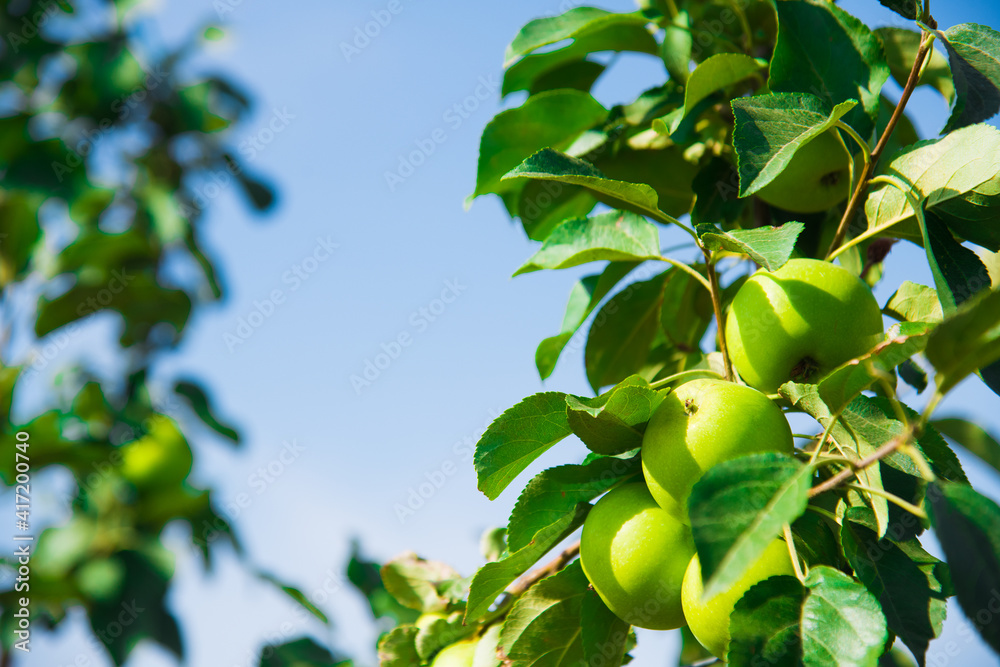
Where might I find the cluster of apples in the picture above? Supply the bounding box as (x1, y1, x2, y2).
(579, 259, 885, 659)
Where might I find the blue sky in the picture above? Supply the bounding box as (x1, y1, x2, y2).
(24, 0, 1000, 665)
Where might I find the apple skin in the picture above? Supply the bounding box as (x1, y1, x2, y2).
(724, 258, 885, 393)
(755, 130, 852, 214)
(641, 379, 793, 523)
(119, 417, 193, 490)
(431, 638, 478, 667)
(681, 538, 796, 660)
(580, 482, 694, 630)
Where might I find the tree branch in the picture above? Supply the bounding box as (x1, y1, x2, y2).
(825, 30, 935, 259)
(704, 254, 735, 381)
(808, 426, 917, 498)
(507, 540, 580, 597)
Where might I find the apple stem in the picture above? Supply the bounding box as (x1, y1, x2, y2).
(783, 524, 807, 582)
(845, 482, 929, 520)
(808, 421, 924, 498)
(824, 29, 936, 260)
(703, 255, 735, 382)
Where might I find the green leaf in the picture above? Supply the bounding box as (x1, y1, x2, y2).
(865, 124, 1000, 242)
(661, 53, 765, 134)
(474, 92, 607, 201)
(564, 376, 665, 455)
(817, 321, 934, 415)
(932, 174, 1000, 252)
(936, 24, 1000, 132)
(506, 454, 641, 552)
(800, 566, 888, 667)
(258, 637, 348, 667)
(502, 26, 657, 97)
(731, 94, 857, 198)
(481, 527, 507, 563)
(498, 560, 589, 666)
(36, 272, 192, 347)
(877, 0, 919, 20)
(834, 395, 968, 485)
(257, 572, 330, 624)
(584, 271, 668, 392)
(769, 0, 889, 137)
(415, 612, 475, 660)
(514, 211, 661, 276)
(924, 287, 1000, 393)
(727, 576, 806, 667)
(380, 553, 464, 612)
(899, 359, 929, 393)
(581, 588, 630, 667)
(504, 8, 651, 67)
(474, 624, 504, 667)
(236, 170, 277, 211)
(688, 452, 813, 599)
(475, 392, 572, 500)
(778, 385, 892, 536)
(875, 28, 954, 103)
(346, 545, 419, 626)
(466, 505, 589, 623)
(536, 262, 638, 380)
(88, 547, 183, 665)
(173, 380, 240, 443)
(661, 10, 693, 84)
(594, 146, 698, 218)
(377, 626, 420, 667)
(0, 193, 41, 283)
(791, 510, 843, 570)
(926, 482, 1000, 654)
(841, 508, 949, 665)
(528, 60, 607, 97)
(918, 211, 991, 316)
(883, 282, 943, 323)
(502, 149, 676, 226)
(659, 261, 712, 350)
(932, 417, 1000, 476)
(697, 222, 804, 271)
(691, 157, 744, 227)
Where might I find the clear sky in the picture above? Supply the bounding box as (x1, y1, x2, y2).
(24, 1, 1000, 666)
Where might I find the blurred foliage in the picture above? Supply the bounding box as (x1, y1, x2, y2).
(0, 0, 326, 663)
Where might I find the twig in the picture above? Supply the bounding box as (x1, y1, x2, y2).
(508, 540, 580, 597)
(825, 31, 935, 259)
(704, 255, 735, 381)
(808, 427, 916, 498)
(845, 482, 928, 519)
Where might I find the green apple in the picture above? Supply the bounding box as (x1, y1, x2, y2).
(681, 538, 796, 659)
(724, 258, 885, 393)
(641, 379, 793, 522)
(431, 638, 478, 667)
(580, 482, 694, 630)
(119, 417, 193, 490)
(415, 611, 449, 633)
(756, 130, 852, 214)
